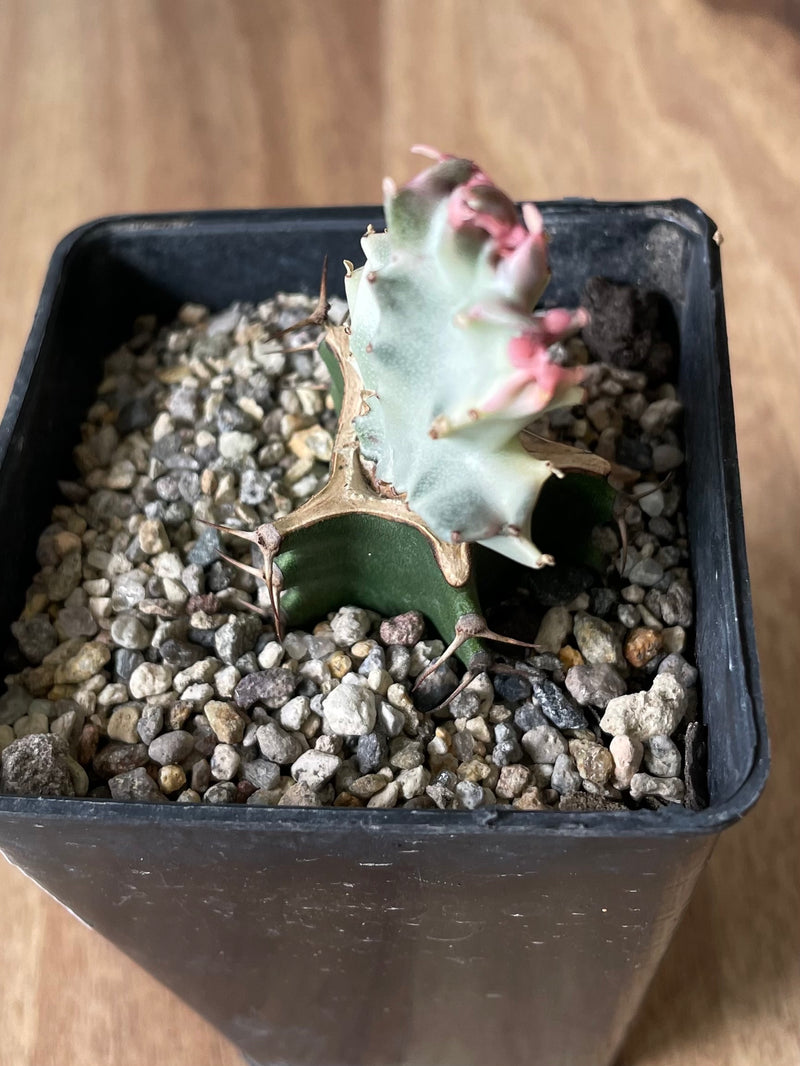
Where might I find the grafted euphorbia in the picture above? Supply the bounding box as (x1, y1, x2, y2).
(211, 149, 603, 675)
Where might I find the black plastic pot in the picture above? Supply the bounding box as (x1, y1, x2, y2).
(0, 204, 768, 1066)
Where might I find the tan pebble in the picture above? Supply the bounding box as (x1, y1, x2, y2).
(288, 426, 334, 463)
(535, 606, 572, 654)
(512, 786, 549, 810)
(559, 646, 584, 670)
(386, 683, 414, 712)
(237, 396, 264, 422)
(43, 639, 85, 666)
(367, 781, 400, 809)
(624, 627, 663, 669)
(200, 468, 217, 495)
(465, 717, 492, 744)
(366, 668, 392, 696)
(25, 665, 57, 697)
(428, 752, 458, 775)
(53, 641, 111, 684)
(0, 724, 15, 752)
(214, 472, 237, 504)
(426, 728, 451, 757)
(349, 774, 390, 799)
(334, 792, 364, 807)
(177, 788, 202, 804)
(349, 640, 375, 662)
(22, 592, 50, 620)
(157, 365, 193, 383)
(204, 700, 244, 744)
(327, 652, 352, 679)
(138, 519, 170, 555)
(456, 758, 491, 783)
(168, 701, 194, 730)
(107, 704, 142, 744)
(569, 739, 615, 786)
(299, 712, 322, 740)
(661, 626, 686, 654)
(496, 764, 531, 800)
(283, 456, 315, 486)
(53, 531, 83, 558)
(179, 302, 206, 321)
(159, 764, 187, 793)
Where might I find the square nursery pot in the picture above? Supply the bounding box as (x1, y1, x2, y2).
(0, 203, 768, 1066)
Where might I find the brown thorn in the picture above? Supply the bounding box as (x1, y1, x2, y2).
(275, 255, 330, 338)
(200, 517, 285, 639)
(429, 668, 479, 714)
(197, 517, 259, 544)
(631, 470, 674, 502)
(281, 340, 320, 355)
(412, 632, 467, 691)
(229, 597, 270, 618)
(216, 550, 264, 581)
(476, 628, 538, 650)
(412, 612, 487, 692)
(617, 515, 629, 575)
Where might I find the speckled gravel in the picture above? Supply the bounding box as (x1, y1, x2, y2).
(0, 295, 701, 811)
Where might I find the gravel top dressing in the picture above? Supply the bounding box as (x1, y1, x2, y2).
(0, 290, 703, 811)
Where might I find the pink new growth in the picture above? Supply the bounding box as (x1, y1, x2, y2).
(405, 146, 587, 419)
(485, 308, 588, 417)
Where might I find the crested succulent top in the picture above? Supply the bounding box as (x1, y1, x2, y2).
(343, 146, 588, 570)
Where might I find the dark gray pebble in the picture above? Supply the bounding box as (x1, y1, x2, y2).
(414, 665, 459, 712)
(11, 615, 58, 664)
(187, 527, 221, 568)
(93, 742, 149, 779)
(356, 733, 388, 775)
(616, 436, 653, 471)
(204, 781, 238, 804)
(108, 767, 166, 803)
(151, 431, 188, 460)
(565, 663, 627, 708)
(658, 653, 698, 690)
(527, 671, 587, 729)
(235, 668, 298, 711)
(117, 396, 155, 435)
(529, 564, 594, 607)
(492, 672, 532, 704)
(214, 616, 260, 666)
(589, 587, 619, 618)
(113, 648, 144, 683)
(242, 757, 281, 791)
(159, 639, 202, 671)
(148, 731, 194, 766)
(207, 560, 234, 593)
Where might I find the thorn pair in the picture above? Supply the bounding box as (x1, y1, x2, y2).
(413, 612, 537, 692)
(198, 519, 285, 640)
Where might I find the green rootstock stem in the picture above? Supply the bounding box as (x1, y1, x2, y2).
(276, 513, 485, 667)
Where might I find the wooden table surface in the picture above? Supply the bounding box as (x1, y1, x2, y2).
(0, 2, 798, 1064)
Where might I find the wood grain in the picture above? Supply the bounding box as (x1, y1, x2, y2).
(0, 1, 798, 1063)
